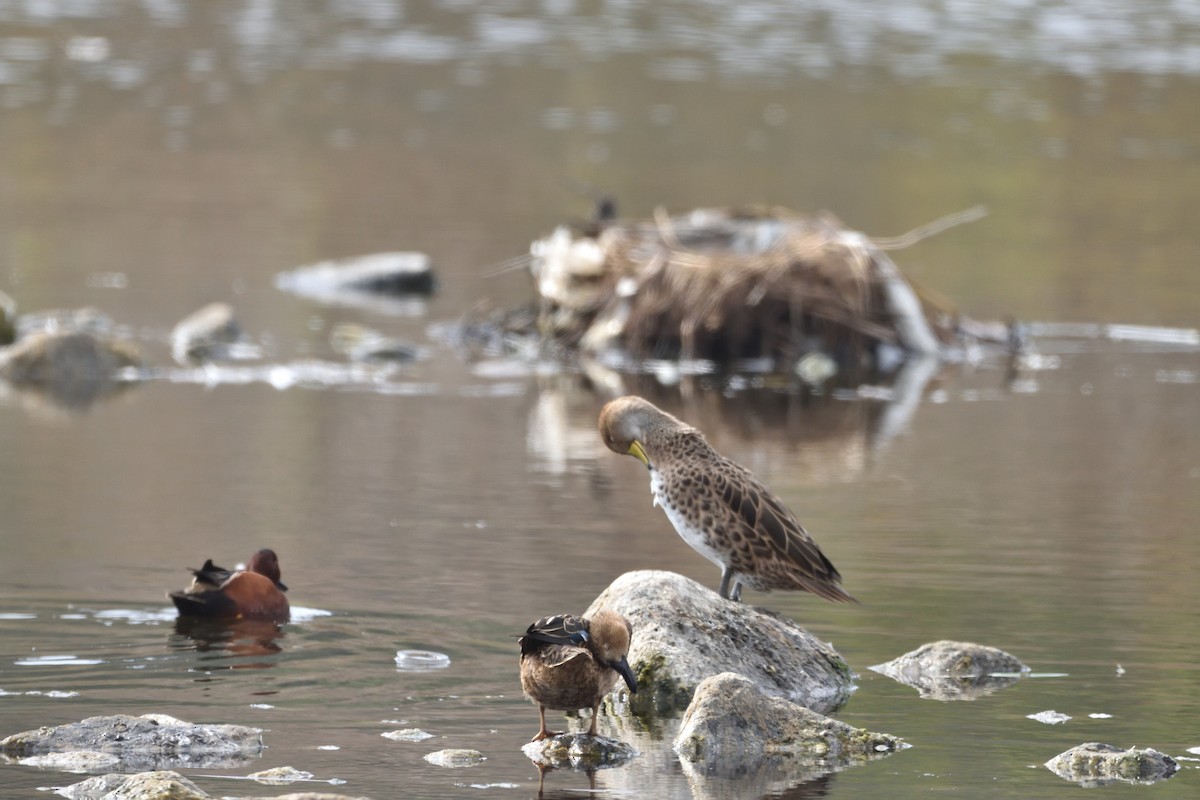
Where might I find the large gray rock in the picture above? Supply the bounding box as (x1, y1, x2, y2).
(1044, 742, 1179, 786)
(674, 672, 904, 772)
(869, 640, 1029, 700)
(585, 571, 853, 715)
(1, 713, 262, 771)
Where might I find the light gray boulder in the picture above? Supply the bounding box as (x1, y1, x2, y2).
(585, 571, 853, 715)
(869, 640, 1029, 700)
(1045, 742, 1179, 786)
(1, 713, 262, 771)
(674, 672, 904, 772)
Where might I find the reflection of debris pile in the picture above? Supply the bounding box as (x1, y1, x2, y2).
(531, 207, 968, 370)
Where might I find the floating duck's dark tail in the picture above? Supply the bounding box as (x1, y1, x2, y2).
(168, 589, 237, 618)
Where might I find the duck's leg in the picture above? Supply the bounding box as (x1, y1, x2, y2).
(718, 566, 737, 600)
(531, 705, 560, 741)
(730, 580, 743, 603)
(587, 700, 600, 736)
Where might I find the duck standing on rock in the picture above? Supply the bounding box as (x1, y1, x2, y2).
(168, 548, 290, 623)
(599, 395, 856, 604)
(519, 610, 637, 741)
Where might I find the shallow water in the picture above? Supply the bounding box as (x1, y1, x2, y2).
(2, 2, 1199, 798)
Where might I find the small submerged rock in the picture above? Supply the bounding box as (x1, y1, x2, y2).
(869, 640, 1029, 700)
(330, 323, 420, 363)
(1045, 742, 1179, 786)
(248, 766, 315, 784)
(381, 729, 433, 742)
(521, 732, 637, 770)
(171, 302, 245, 364)
(57, 769, 372, 800)
(423, 749, 486, 768)
(585, 571, 854, 716)
(0, 713, 262, 771)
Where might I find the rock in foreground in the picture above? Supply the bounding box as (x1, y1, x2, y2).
(1045, 742, 1179, 786)
(522, 733, 637, 771)
(870, 640, 1028, 700)
(585, 571, 853, 715)
(57, 770, 209, 800)
(58, 769, 373, 800)
(1, 714, 262, 771)
(674, 672, 904, 768)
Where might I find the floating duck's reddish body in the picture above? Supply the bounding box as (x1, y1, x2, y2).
(168, 548, 290, 623)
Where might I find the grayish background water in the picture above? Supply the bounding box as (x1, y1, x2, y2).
(1, 2, 1198, 798)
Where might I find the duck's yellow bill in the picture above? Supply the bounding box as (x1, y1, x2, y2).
(628, 440, 650, 467)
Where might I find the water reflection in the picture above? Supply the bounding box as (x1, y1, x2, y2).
(170, 616, 285, 669)
(3, 1, 1199, 125)
(680, 763, 837, 800)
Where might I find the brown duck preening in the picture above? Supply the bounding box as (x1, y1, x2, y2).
(519, 610, 637, 741)
(599, 396, 856, 604)
(168, 548, 290, 623)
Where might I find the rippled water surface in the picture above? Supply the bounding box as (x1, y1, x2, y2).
(1, 2, 1199, 798)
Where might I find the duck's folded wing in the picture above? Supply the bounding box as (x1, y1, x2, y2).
(519, 614, 590, 654)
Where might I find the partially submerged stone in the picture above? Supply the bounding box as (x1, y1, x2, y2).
(674, 672, 904, 772)
(0, 330, 141, 410)
(422, 748, 486, 767)
(585, 571, 853, 716)
(869, 640, 1029, 700)
(1045, 742, 1179, 786)
(521, 732, 637, 771)
(1, 713, 263, 771)
(171, 302, 243, 364)
(248, 766, 314, 784)
(329, 323, 420, 362)
(276, 252, 434, 314)
(57, 769, 209, 800)
(57, 769, 372, 800)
